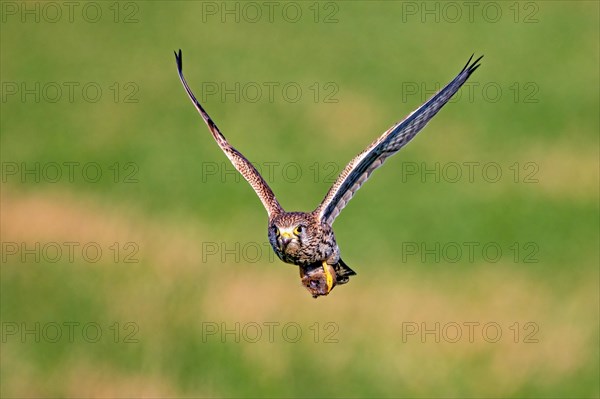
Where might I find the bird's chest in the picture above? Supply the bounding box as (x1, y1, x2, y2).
(270, 232, 338, 266)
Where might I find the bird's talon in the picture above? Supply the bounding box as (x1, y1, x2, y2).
(322, 261, 333, 293)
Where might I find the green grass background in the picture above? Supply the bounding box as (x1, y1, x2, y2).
(1, 1, 598, 397)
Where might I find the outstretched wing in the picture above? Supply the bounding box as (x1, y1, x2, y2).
(316, 55, 483, 225)
(174, 50, 283, 218)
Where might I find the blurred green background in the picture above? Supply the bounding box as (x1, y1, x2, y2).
(1, 1, 598, 397)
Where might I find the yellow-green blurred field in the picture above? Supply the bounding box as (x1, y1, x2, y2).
(1, 1, 598, 397)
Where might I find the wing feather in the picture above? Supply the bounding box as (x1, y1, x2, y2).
(316, 55, 483, 225)
(174, 50, 282, 218)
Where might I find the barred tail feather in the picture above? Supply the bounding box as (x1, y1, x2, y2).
(335, 258, 356, 285)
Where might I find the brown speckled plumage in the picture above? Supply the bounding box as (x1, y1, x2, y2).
(175, 50, 482, 298)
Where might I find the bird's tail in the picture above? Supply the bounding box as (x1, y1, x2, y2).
(335, 258, 356, 285)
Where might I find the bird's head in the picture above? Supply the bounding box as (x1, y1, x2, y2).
(268, 212, 314, 258)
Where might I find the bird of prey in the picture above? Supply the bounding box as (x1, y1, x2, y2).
(174, 50, 482, 298)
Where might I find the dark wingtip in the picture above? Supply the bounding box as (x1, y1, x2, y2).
(462, 53, 475, 71)
(174, 49, 183, 71)
(463, 53, 483, 75)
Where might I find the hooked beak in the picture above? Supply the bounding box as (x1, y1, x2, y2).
(279, 231, 293, 249)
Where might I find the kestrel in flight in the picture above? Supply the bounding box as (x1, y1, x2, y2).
(175, 50, 482, 298)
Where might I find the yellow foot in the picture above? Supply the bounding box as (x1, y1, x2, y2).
(322, 261, 333, 293)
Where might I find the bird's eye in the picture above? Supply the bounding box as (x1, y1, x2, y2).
(293, 225, 303, 236)
(272, 226, 280, 237)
